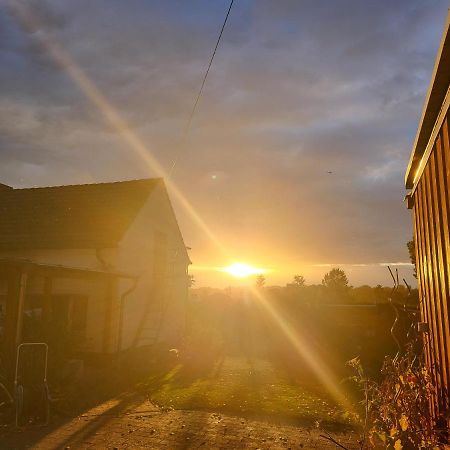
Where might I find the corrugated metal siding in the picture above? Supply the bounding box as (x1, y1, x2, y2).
(413, 113, 450, 418)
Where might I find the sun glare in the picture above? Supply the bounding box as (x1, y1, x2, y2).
(222, 263, 267, 278)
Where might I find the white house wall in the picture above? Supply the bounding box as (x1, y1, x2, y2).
(117, 183, 189, 350)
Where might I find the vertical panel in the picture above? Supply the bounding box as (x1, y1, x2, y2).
(416, 180, 438, 415)
(434, 134, 450, 412)
(415, 184, 431, 375)
(412, 112, 450, 419)
(424, 162, 447, 411)
(429, 149, 450, 409)
(419, 177, 442, 409)
(441, 114, 450, 418)
(413, 199, 433, 400)
(442, 116, 450, 191)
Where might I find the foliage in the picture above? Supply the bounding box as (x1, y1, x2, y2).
(322, 267, 349, 291)
(321, 268, 350, 303)
(293, 274, 306, 287)
(407, 239, 417, 279)
(347, 347, 448, 449)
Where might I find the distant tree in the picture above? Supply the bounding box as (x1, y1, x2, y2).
(255, 274, 266, 288)
(322, 268, 349, 291)
(188, 274, 196, 288)
(293, 275, 306, 287)
(407, 238, 417, 279)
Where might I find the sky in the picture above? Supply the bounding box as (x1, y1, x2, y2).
(0, 0, 448, 287)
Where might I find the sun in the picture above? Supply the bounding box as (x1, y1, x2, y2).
(222, 262, 267, 278)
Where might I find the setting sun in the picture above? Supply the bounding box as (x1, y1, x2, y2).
(222, 263, 268, 278)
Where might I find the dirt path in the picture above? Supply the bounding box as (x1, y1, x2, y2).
(0, 394, 359, 450)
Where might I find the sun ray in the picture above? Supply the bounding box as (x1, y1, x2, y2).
(248, 285, 354, 412)
(11, 3, 354, 415)
(9, 2, 229, 258)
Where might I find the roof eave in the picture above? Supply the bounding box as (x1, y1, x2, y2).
(405, 10, 450, 189)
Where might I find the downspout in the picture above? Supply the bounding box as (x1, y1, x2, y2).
(15, 271, 28, 349)
(117, 277, 139, 352)
(95, 248, 111, 270)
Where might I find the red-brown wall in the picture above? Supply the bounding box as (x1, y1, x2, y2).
(411, 112, 450, 419)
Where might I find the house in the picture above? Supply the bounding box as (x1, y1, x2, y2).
(0, 178, 191, 361)
(405, 11, 450, 420)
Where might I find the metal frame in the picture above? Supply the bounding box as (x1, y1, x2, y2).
(14, 342, 49, 428)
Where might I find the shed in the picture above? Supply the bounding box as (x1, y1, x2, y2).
(405, 11, 450, 420)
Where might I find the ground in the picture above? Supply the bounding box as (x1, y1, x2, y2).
(0, 355, 361, 449)
(0, 395, 360, 449)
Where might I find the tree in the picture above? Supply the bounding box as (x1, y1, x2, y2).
(293, 275, 306, 287)
(255, 274, 265, 288)
(407, 238, 417, 279)
(322, 268, 349, 291)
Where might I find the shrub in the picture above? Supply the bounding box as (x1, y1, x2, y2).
(347, 346, 448, 449)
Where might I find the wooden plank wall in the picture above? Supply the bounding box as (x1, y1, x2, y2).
(413, 112, 450, 419)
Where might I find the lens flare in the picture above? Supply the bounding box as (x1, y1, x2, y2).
(11, 3, 354, 414)
(222, 263, 267, 278)
(248, 286, 354, 411)
(9, 2, 229, 258)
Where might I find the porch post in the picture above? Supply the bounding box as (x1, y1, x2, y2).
(2, 268, 28, 381)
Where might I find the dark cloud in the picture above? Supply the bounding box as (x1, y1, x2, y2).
(0, 0, 447, 285)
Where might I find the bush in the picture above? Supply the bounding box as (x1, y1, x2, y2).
(347, 346, 448, 449)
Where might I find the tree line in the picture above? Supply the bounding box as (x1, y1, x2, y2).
(192, 266, 418, 307)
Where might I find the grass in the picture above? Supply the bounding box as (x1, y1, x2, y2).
(140, 355, 355, 428)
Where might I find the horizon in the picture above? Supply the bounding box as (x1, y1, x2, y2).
(190, 261, 415, 288)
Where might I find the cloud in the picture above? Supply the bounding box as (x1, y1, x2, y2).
(0, 0, 447, 285)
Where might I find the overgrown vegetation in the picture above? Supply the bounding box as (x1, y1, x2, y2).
(345, 347, 449, 450)
(407, 238, 417, 279)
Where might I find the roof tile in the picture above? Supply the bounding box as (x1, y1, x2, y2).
(0, 178, 161, 249)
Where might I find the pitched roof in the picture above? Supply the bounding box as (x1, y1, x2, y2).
(0, 178, 161, 250)
(405, 10, 450, 188)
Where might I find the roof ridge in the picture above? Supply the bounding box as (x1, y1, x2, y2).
(13, 177, 163, 191)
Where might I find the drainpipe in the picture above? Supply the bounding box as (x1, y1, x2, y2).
(117, 277, 139, 353)
(95, 248, 110, 270)
(15, 271, 28, 349)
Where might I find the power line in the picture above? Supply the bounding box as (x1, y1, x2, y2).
(170, 0, 235, 174)
(185, 0, 235, 135)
